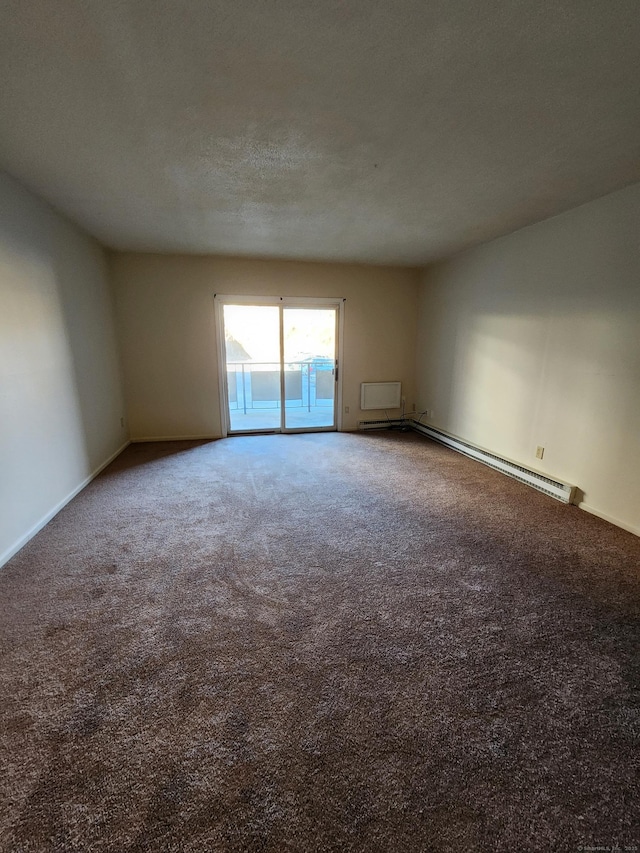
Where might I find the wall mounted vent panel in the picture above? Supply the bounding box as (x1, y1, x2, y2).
(360, 382, 402, 410)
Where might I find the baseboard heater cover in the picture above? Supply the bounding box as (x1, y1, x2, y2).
(409, 420, 576, 504)
(358, 419, 405, 430)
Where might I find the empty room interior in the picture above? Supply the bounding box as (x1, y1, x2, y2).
(1, 2, 639, 851)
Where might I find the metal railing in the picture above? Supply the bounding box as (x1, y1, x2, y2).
(227, 360, 334, 414)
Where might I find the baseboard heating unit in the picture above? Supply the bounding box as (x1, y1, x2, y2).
(358, 418, 405, 431)
(409, 420, 576, 504)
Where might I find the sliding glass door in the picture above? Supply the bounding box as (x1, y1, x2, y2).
(216, 297, 341, 435)
(282, 307, 336, 430)
(223, 304, 282, 432)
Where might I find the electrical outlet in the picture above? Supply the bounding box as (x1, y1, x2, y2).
(344, 406, 349, 414)
(536, 445, 544, 460)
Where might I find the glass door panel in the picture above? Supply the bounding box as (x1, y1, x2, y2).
(283, 307, 337, 430)
(223, 304, 282, 432)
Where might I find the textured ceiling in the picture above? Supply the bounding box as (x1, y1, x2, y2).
(1, 0, 639, 266)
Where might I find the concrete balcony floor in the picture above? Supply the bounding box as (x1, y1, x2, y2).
(229, 405, 335, 432)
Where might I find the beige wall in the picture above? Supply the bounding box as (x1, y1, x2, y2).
(110, 254, 420, 439)
(416, 181, 640, 535)
(0, 172, 127, 565)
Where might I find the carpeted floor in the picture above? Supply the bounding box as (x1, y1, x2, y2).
(1, 431, 638, 852)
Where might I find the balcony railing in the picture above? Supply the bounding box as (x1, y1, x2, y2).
(227, 360, 334, 414)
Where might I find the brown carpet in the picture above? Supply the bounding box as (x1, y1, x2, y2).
(1, 432, 638, 852)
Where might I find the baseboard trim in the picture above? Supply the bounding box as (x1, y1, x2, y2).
(577, 503, 640, 538)
(0, 440, 130, 569)
(131, 434, 221, 442)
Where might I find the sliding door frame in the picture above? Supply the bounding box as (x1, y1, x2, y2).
(213, 294, 345, 438)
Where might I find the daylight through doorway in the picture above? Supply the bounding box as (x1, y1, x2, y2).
(219, 300, 339, 434)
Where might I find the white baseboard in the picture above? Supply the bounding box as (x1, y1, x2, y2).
(131, 435, 221, 442)
(577, 503, 640, 538)
(0, 440, 130, 569)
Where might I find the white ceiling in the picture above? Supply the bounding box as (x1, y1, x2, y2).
(1, 0, 639, 266)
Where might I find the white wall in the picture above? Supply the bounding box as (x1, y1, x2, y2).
(416, 181, 640, 535)
(110, 254, 419, 438)
(0, 172, 127, 565)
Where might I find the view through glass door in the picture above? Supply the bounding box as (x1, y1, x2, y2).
(221, 300, 338, 434)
